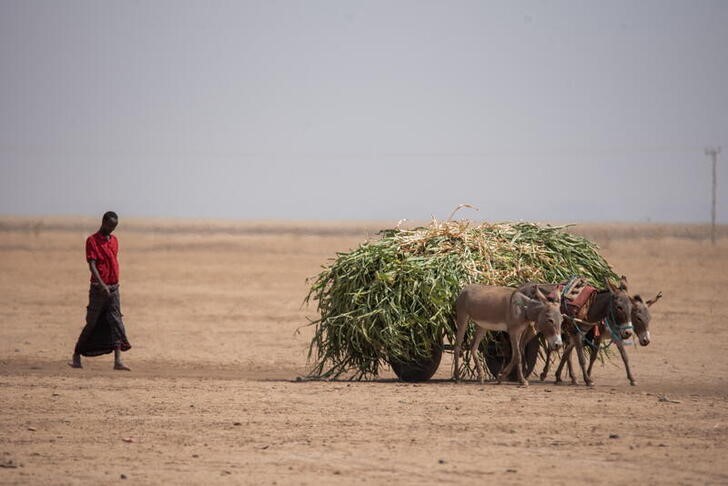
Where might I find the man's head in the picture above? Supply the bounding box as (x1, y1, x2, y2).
(101, 211, 118, 235)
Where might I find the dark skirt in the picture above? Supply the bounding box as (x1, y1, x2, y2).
(74, 284, 131, 357)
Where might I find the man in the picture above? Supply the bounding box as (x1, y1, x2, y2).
(69, 211, 132, 370)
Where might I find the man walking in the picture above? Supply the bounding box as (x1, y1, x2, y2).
(70, 211, 131, 370)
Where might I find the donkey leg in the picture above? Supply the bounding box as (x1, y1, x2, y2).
(470, 328, 486, 383)
(539, 347, 552, 381)
(566, 351, 578, 385)
(512, 330, 528, 386)
(496, 334, 516, 384)
(586, 334, 602, 379)
(555, 342, 573, 384)
(615, 341, 636, 386)
(497, 327, 520, 384)
(499, 330, 526, 386)
(574, 338, 593, 386)
(453, 312, 468, 382)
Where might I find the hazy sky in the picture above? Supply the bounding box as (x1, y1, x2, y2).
(1, 1, 727, 222)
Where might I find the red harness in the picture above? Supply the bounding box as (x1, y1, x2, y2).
(553, 278, 600, 336)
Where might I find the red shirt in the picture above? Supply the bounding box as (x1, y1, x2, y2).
(86, 232, 120, 284)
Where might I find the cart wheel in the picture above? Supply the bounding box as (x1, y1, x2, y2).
(484, 332, 539, 381)
(389, 341, 443, 382)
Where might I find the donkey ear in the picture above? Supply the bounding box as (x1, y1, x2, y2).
(534, 287, 548, 303)
(646, 291, 663, 307)
(619, 275, 629, 291)
(632, 295, 644, 303)
(550, 287, 562, 303)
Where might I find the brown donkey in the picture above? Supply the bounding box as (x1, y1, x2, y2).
(453, 285, 563, 385)
(580, 291, 663, 385)
(521, 276, 634, 386)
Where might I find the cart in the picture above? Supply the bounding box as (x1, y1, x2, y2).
(388, 331, 540, 382)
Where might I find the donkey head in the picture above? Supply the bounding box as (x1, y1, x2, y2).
(606, 275, 634, 340)
(533, 287, 563, 351)
(631, 291, 662, 346)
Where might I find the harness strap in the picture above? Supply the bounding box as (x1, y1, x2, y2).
(603, 299, 634, 345)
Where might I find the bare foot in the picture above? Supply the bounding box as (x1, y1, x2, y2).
(114, 363, 131, 371)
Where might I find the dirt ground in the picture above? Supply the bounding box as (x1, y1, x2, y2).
(1, 218, 727, 485)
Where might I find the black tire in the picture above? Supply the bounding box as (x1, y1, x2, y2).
(483, 332, 539, 381)
(389, 342, 443, 382)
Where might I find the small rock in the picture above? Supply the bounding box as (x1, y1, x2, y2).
(52, 393, 60, 397)
(609, 434, 620, 439)
(27, 427, 37, 432)
(261, 445, 270, 450)
(658, 395, 681, 404)
(658, 443, 668, 448)
(221, 471, 231, 476)
(122, 437, 134, 443)
(192, 454, 199, 458)
(506, 469, 517, 473)
(233, 422, 242, 426)
(120, 474, 127, 479)
(544, 389, 552, 393)
(0, 459, 18, 469)
(438, 459, 446, 464)
(334, 470, 341, 475)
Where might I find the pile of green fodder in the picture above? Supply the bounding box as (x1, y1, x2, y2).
(305, 219, 618, 380)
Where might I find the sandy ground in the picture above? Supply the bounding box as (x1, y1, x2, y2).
(1, 218, 727, 485)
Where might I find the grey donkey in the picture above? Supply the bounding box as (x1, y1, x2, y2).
(453, 285, 563, 386)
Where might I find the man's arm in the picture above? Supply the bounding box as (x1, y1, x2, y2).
(88, 260, 110, 296)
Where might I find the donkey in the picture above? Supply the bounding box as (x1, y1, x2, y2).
(581, 291, 663, 385)
(453, 285, 563, 386)
(521, 276, 634, 387)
